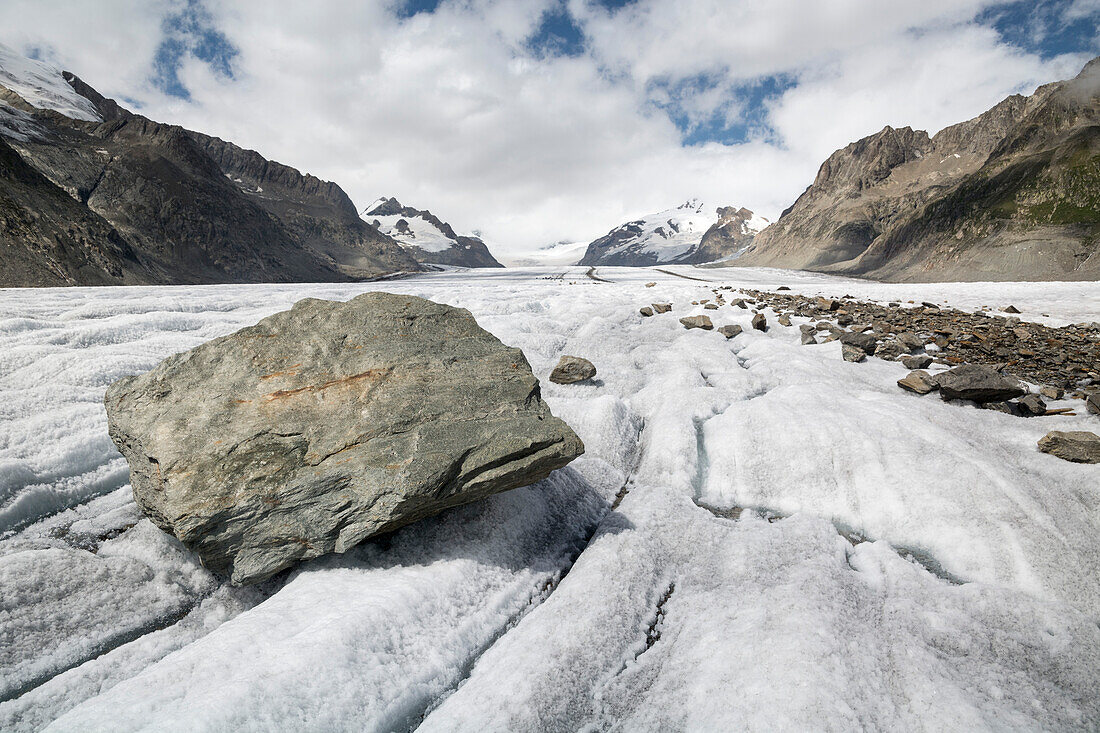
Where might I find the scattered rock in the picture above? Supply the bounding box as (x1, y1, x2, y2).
(842, 343, 867, 362)
(936, 364, 1025, 403)
(751, 313, 767, 332)
(550, 355, 597, 384)
(1002, 305, 1021, 314)
(645, 282, 656, 287)
(1039, 385, 1064, 400)
(104, 293, 584, 585)
(652, 303, 672, 314)
(1017, 393, 1047, 417)
(639, 306, 654, 317)
(816, 297, 840, 311)
(718, 324, 743, 339)
(901, 354, 933, 370)
(777, 286, 790, 291)
(839, 331, 878, 355)
(873, 339, 906, 361)
(981, 401, 1022, 416)
(680, 315, 714, 330)
(800, 331, 817, 345)
(1037, 431, 1100, 463)
(898, 370, 936, 394)
(704, 303, 718, 310)
(777, 314, 792, 327)
(731, 299, 747, 309)
(896, 332, 924, 352)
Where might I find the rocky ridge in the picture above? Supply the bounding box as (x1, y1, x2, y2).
(729, 58, 1100, 281)
(0, 43, 418, 286)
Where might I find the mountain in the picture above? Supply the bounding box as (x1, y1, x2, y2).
(362, 197, 503, 268)
(730, 57, 1100, 281)
(577, 200, 768, 266)
(0, 43, 418, 287)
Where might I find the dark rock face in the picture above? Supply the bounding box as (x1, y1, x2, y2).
(549, 355, 596, 384)
(751, 313, 767, 331)
(1038, 431, 1100, 463)
(0, 64, 417, 286)
(728, 57, 1100, 282)
(363, 197, 503, 268)
(936, 364, 1026, 402)
(104, 293, 584, 584)
(189, 136, 419, 279)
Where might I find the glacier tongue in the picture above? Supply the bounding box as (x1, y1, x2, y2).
(1, 266, 1098, 731)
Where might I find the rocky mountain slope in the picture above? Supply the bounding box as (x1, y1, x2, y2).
(0, 43, 418, 287)
(362, 197, 503, 268)
(731, 58, 1100, 281)
(578, 201, 768, 266)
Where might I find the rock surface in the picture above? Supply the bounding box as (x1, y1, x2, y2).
(104, 293, 584, 584)
(725, 57, 1100, 282)
(1038, 431, 1100, 463)
(680, 315, 713, 330)
(936, 364, 1026, 403)
(550, 355, 597, 384)
(751, 313, 767, 331)
(718, 324, 742, 339)
(898, 370, 937, 395)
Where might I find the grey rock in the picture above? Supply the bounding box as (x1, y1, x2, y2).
(801, 331, 817, 345)
(680, 315, 714, 330)
(1002, 305, 1021, 314)
(900, 354, 933, 370)
(897, 332, 925, 351)
(704, 303, 718, 310)
(1017, 393, 1047, 417)
(652, 303, 672, 314)
(639, 306, 654, 317)
(839, 331, 878, 354)
(550, 355, 597, 384)
(842, 343, 867, 362)
(816, 297, 840, 311)
(898, 370, 936, 394)
(751, 313, 767, 331)
(1087, 392, 1100, 415)
(105, 293, 584, 585)
(936, 364, 1026, 403)
(1038, 431, 1100, 463)
(718, 324, 743, 339)
(731, 299, 748, 309)
(1039, 385, 1064, 400)
(777, 314, 792, 327)
(982, 401, 1022, 416)
(873, 339, 906, 360)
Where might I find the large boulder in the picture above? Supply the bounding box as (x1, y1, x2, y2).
(935, 364, 1025, 403)
(105, 293, 584, 585)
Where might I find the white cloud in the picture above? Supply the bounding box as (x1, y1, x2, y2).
(0, 0, 1095, 255)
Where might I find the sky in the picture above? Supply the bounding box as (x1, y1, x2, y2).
(0, 0, 1098, 257)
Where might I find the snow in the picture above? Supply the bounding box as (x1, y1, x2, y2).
(0, 43, 101, 123)
(503, 240, 591, 267)
(2, 266, 1099, 731)
(364, 213, 456, 253)
(601, 200, 717, 261)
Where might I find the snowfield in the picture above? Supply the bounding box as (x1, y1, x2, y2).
(2, 266, 1099, 732)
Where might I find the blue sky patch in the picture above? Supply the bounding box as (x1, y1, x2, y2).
(152, 0, 237, 100)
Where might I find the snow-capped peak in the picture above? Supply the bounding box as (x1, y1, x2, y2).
(0, 43, 101, 122)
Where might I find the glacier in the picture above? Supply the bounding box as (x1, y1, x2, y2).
(1, 266, 1099, 732)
